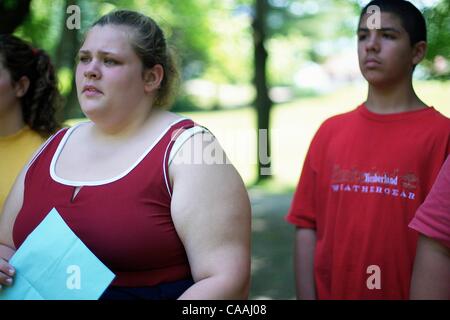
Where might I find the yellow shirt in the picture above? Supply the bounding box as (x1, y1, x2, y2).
(0, 127, 45, 214)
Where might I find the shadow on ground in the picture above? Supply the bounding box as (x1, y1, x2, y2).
(248, 188, 296, 300)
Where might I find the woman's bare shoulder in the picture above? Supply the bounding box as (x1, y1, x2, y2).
(157, 110, 189, 124)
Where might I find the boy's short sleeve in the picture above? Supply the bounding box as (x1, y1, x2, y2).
(409, 157, 450, 248)
(285, 152, 317, 229)
(285, 128, 324, 229)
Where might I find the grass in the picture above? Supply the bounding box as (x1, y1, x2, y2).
(248, 191, 296, 299)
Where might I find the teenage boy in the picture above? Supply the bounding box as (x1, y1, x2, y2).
(286, 0, 450, 299)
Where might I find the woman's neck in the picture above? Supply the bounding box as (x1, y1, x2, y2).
(0, 103, 25, 137)
(90, 107, 162, 142)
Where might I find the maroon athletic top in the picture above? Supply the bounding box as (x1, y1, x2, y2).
(13, 118, 196, 287)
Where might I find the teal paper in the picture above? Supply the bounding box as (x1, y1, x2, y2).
(0, 208, 115, 300)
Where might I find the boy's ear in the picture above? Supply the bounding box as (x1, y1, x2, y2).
(412, 41, 427, 66)
(143, 64, 164, 94)
(14, 76, 30, 98)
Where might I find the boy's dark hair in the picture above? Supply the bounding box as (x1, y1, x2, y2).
(359, 0, 427, 46)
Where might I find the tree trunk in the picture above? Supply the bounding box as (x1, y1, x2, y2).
(54, 0, 83, 121)
(252, 0, 273, 183)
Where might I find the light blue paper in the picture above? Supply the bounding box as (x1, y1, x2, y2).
(0, 208, 115, 300)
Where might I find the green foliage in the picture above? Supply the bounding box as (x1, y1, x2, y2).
(57, 67, 73, 95)
(3, 0, 19, 10)
(102, 0, 217, 79)
(268, 0, 356, 38)
(14, 0, 65, 55)
(9, 0, 448, 116)
(424, 0, 450, 79)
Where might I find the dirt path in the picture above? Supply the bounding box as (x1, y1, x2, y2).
(248, 189, 296, 300)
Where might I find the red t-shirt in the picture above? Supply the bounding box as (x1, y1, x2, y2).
(286, 104, 450, 299)
(409, 156, 450, 248)
(13, 119, 196, 287)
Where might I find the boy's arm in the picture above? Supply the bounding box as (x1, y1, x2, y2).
(294, 228, 316, 300)
(410, 235, 450, 300)
(288, 123, 328, 300)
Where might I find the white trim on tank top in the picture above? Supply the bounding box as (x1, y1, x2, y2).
(49, 118, 188, 187)
(163, 126, 209, 197)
